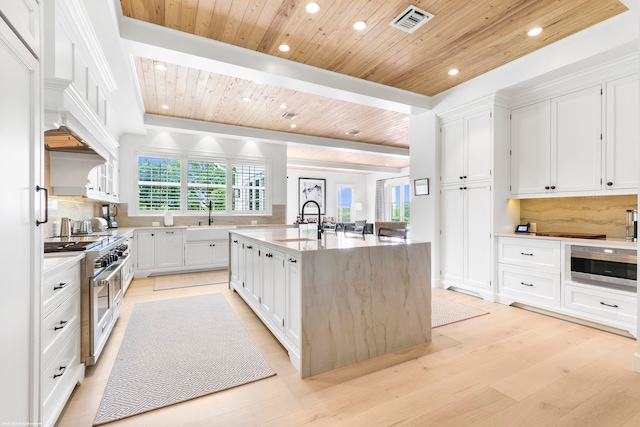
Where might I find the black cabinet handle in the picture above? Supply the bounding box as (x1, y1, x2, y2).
(550, 186, 556, 190)
(545, 186, 550, 190)
(521, 252, 533, 256)
(520, 282, 534, 287)
(53, 282, 68, 291)
(53, 366, 67, 379)
(233, 240, 238, 243)
(246, 245, 253, 249)
(54, 320, 68, 331)
(459, 187, 463, 190)
(210, 244, 215, 247)
(463, 175, 467, 179)
(459, 176, 464, 180)
(607, 182, 613, 186)
(288, 258, 297, 263)
(600, 301, 619, 308)
(35, 185, 48, 226)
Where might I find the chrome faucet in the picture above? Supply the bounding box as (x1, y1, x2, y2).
(301, 200, 322, 239)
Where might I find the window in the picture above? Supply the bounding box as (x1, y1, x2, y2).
(136, 154, 268, 215)
(337, 185, 353, 222)
(232, 163, 266, 212)
(187, 160, 227, 211)
(390, 182, 411, 224)
(138, 156, 181, 211)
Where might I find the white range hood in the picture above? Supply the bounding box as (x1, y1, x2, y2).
(48, 151, 104, 197)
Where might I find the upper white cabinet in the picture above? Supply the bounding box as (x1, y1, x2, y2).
(441, 109, 492, 185)
(605, 75, 639, 192)
(510, 85, 602, 197)
(0, 0, 41, 56)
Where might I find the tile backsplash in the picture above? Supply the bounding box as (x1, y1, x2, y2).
(45, 198, 103, 237)
(520, 195, 638, 239)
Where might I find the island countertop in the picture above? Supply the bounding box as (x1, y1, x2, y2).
(230, 227, 420, 252)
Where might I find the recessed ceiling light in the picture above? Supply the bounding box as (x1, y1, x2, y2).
(280, 104, 287, 109)
(305, 2, 320, 14)
(353, 21, 367, 31)
(154, 63, 167, 71)
(279, 44, 291, 52)
(160, 104, 169, 109)
(527, 27, 543, 37)
(242, 97, 251, 102)
(448, 68, 459, 76)
(290, 124, 297, 128)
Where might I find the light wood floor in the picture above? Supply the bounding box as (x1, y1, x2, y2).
(57, 277, 640, 427)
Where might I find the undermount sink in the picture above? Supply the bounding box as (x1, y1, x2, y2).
(276, 238, 318, 242)
(185, 226, 235, 241)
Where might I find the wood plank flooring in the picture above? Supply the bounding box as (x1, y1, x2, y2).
(56, 277, 640, 427)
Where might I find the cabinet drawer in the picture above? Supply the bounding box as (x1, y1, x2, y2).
(564, 284, 636, 325)
(498, 264, 560, 307)
(43, 263, 81, 317)
(41, 326, 80, 426)
(498, 237, 561, 271)
(42, 290, 80, 362)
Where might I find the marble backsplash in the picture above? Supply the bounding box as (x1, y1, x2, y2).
(45, 198, 103, 237)
(520, 195, 638, 239)
(115, 203, 287, 228)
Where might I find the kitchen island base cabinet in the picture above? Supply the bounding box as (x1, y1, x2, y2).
(230, 229, 431, 378)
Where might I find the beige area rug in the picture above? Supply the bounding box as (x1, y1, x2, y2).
(93, 293, 275, 426)
(153, 269, 228, 291)
(432, 296, 489, 327)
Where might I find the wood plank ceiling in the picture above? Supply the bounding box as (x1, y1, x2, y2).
(121, 0, 626, 173)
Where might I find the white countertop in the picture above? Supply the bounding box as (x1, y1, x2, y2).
(43, 253, 86, 275)
(231, 227, 422, 252)
(496, 232, 637, 249)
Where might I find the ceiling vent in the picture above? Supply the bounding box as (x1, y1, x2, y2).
(280, 112, 299, 120)
(389, 5, 434, 34)
(345, 129, 362, 136)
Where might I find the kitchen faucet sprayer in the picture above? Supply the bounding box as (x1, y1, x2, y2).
(301, 200, 322, 239)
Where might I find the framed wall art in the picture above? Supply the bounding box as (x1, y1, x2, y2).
(298, 177, 326, 214)
(414, 178, 429, 196)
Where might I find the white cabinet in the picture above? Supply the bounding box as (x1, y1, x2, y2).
(155, 230, 184, 269)
(285, 254, 301, 347)
(135, 230, 156, 271)
(261, 248, 286, 332)
(229, 237, 242, 287)
(86, 160, 119, 203)
(184, 241, 228, 268)
(441, 109, 492, 185)
(510, 86, 603, 197)
(605, 75, 639, 192)
(441, 181, 492, 292)
(41, 259, 84, 427)
(0, 10, 42, 424)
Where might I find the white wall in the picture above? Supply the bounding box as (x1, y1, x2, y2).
(119, 129, 288, 210)
(286, 169, 371, 224)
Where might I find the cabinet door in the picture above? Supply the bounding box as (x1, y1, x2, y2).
(230, 237, 240, 286)
(271, 249, 286, 332)
(285, 254, 301, 347)
(136, 231, 156, 270)
(0, 16, 41, 422)
(250, 245, 263, 307)
(606, 75, 639, 191)
(184, 242, 214, 266)
(211, 240, 229, 267)
(440, 185, 464, 284)
(464, 182, 492, 290)
(510, 101, 551, 195)
(0, 0, 40, 56)
(155, 230, 183, 268)
(440, 118, 464, 184)
(551, 85, 602, 193)
(465, 109, 492, 182)
(242, 243, 255, 300)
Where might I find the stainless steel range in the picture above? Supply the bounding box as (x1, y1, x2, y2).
(45, 234, 131, 365)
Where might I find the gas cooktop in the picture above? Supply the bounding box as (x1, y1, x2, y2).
(44, 235, 118, 253)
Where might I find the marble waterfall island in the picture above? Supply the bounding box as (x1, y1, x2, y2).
(229, 228, 431, 378)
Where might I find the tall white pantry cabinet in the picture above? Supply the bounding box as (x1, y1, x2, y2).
(438, 95, 513, 301)
(0, 0, 43, 424)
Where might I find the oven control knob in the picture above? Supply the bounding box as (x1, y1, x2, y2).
(94, 258, 102, 268)
(101, 258, 108, 267)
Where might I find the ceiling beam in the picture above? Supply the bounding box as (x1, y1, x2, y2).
(287, 159, 403, 174)
(144, 114, 410, 158)
(119, 16, 431, 115)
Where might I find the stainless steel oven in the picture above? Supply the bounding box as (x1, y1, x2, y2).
(570, 245, 637, 292)
(45, 234, 130, 365)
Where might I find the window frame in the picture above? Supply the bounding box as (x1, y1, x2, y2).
(336, 184, 354, 222)
(134, 150, 271, 216)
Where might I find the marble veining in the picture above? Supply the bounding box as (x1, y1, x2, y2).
(520, 195, 637, 238)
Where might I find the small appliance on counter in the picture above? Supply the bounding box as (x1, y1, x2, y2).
(102, 203, 118, 228)
(91, 217, 109, 232)
(626, 209, 637, 242)
(60, 217, 73, 237)
(73, 219, 93, 235)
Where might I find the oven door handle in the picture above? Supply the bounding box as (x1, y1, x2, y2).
(93, 260, 125, 286)
(571, 252, 637, 264)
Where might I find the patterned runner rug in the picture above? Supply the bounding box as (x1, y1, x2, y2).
(93, 293, 275, 425)
(432, 296, 489, 327)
